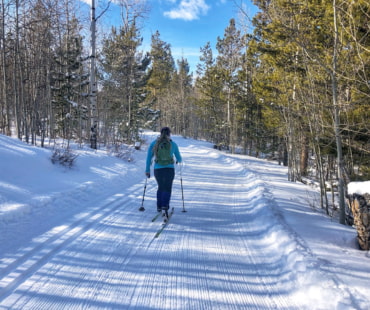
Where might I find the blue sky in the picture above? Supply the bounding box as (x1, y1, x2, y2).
(82, 0, 258, 74)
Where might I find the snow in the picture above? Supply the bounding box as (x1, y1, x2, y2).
(348, 181, 370, 196)
(0, 132, 370, 309)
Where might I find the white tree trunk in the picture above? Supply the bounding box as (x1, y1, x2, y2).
(90, 0, 98, 149)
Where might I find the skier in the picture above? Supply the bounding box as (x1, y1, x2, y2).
(145, 127, 182, 220)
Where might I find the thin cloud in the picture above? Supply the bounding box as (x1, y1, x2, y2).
(164, 0, 210, 21)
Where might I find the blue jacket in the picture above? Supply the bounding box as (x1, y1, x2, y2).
(146, 139, 182, 173)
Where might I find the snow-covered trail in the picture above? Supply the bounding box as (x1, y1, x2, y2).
(0, 135, 367, 309)
(0, 141, 299, 310)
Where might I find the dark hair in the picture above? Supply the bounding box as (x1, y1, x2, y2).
(160, 127, 171, 136)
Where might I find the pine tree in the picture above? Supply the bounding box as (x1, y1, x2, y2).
(170, 57, 193, 136)
(248, 0, 370, 222)
(145, 31, 175, 129)
(216, 18, 245, 152)
(50, 16, 88, 144)
(101, 21, 149, 144)
(195, 42, 226, 145)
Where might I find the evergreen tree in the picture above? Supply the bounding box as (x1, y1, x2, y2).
(101, 21, 149, 144)
(248, 0, 370, 221)
(171, 57, 193, 136)
(50, 16, 88, 143)
(195, 42, 225, 145)
(145, 31, 175, 129)
(216, 18, 245, 151)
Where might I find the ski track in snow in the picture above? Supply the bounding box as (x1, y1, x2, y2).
(0, 134, 368, 309)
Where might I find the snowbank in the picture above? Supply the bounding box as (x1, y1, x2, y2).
(348, 181, 370, 195)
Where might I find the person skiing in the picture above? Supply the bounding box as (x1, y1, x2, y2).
(145, 127, 182, 220)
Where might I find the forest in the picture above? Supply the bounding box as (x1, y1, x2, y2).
(0, 0, 369, 224)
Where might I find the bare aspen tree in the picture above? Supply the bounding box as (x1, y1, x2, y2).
(13, 0, 24, 140)
(0, 0, 10, 135)
(89, 0, 97, 149)
(333, 0, 346, 224)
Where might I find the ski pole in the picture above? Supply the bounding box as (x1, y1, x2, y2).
(180, 163, 187, 212)
(139, 177, 147, 211)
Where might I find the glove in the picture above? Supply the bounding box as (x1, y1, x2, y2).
(145, 172, 150, 178)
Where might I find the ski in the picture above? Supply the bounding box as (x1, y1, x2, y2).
(151, 212, 162, 222)
(154, 208, 174, 238)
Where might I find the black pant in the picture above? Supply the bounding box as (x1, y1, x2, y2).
(154, 168, 175, 210)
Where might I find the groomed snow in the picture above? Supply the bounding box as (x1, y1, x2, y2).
(0, 132, 369, 309)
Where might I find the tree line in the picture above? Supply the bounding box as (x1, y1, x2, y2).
(0, 0, 369, 223)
